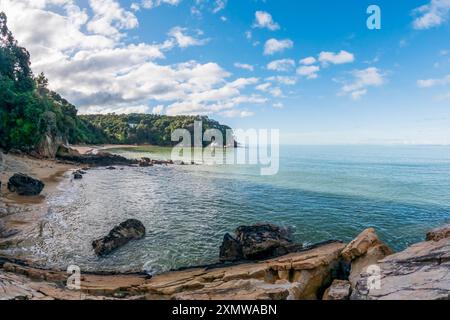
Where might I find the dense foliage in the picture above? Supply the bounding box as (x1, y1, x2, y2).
(0, 12, 233, 152)
(79, 114, 233, 146)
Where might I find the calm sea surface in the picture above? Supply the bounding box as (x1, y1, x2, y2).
(16, 145, 450, 273)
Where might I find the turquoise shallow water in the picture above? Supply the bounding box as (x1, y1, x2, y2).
(16, 145, 450, 273)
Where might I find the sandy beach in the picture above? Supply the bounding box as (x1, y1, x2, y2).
(0, 152, 75, 261)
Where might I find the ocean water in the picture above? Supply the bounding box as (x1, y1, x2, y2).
(20, 145, 450, 273)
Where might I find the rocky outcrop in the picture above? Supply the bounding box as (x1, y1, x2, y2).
(36, 133, 66, 159)
(323, 280, 351, 300)
(341, 228, 393, 288)
(219, 224, 302, 262)
(92, 219, 146, 257)
(426, 224, 450, 242)
(57, 152, 138, 167)
(7, 173, 45, 196)
(56, 145, 81, 158)
(351, 228, 450, 300)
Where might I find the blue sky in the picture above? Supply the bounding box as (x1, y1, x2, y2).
(1, 0, 450, 144)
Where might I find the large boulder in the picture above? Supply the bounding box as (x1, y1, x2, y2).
(219, 224, 301, 262)
(219, 233, 243, 262)
(92, 219, 146, 257)
(7, 173, 45, 196)
(351, 231, 450, 300)
(341, 228, 393, 288)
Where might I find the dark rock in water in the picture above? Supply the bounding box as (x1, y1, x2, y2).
(219, 233, 244, 262)
(7, 173, 45, 196)
(57, 152, 137, 167)
(92, 219, 146, 257)
(219, 223, 301, 262)
(73, 172, 83, 180)
(106, 166, 116, 170)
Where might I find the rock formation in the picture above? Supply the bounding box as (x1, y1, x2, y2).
(426, 224, 450, 242)
(92, 219, 146, 257)
(351, 229, 450, 300)
(1, 224, 450, 300)
(341, 228, 393, 289)
(7, 173, 45, 196)
(322, 280, 351, 300)
(57, 151, 138, 167)
(219, 224, 302, 262)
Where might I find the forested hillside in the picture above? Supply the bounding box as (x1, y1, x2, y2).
(0, 12, 234, 156)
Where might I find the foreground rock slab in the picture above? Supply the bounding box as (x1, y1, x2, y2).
(92, 219, 146, 257)
(7, 173, 45, 196)
(352, 236, 450, 300)
(145, 241, 345, 300)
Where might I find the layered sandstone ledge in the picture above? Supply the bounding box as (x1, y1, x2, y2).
(1, 224, 449, 300)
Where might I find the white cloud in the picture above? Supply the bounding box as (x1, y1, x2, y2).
(253, 11, 280, 31)
(319, 50, 354, 65)
(87, 0, 139, 40)
(0, 0, 265, 118)
(267, 59, 295, 72)
(212, 0, 227, 13)
(273, 102, 284, 109)
(436, 91, 450, 101)
(417, 74, 450, 87)
(221, 109, 254, 118)
(255, 82, 282, 97)
(168, 26, 208, 48)
(297, 65, 320, 79)
(264, 38, 294, 55)
(299, 56, 316, 65)
(413, 0, 450, 30)
(141, 0, 181, 10)
(340, 67, 385, 100)
(234, 62, 254, 71)
(266, 76, 297, 85)
(152, 105, 165, 114)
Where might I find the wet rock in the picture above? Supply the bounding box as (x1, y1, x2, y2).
(7, 173, 45, 196)
(219, 224, 301, 262)
(73, 172, 83, 180)
(139, 158, 153, 167)
(219, 233, 243, 262)
(106, 166, 116, 170)
(426, 224, 450, 242)
(92, 219, 146, 257)
(57, 152, 137, 167)
(341, 228, 393, 288)
(322, 280, 351, 300)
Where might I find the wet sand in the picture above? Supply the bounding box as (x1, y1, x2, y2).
(0, 152, 75, 261)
